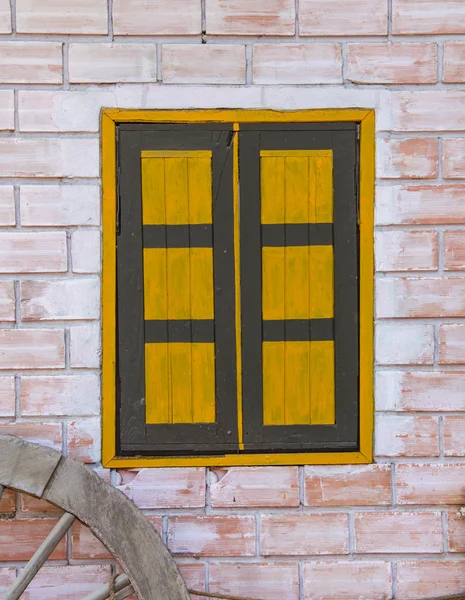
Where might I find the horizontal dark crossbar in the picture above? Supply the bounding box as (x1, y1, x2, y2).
(263, 319, 334, 342)
(145, 319, 215, 343)
(261, 223, 333, 247)
(143, 224, 213, 248)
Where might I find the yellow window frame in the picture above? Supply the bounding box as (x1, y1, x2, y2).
(101, 108, 375, 468)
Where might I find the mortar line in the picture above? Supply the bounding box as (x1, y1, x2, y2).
(391, 462, 397, 506)
(298, 465, 305, 506)
(442, 510, 449, 554)
(295, 0, 300, 38)
(13, 89, 18, 134)
(298, 561, 304, 600)
(13, 279, 20, 328)
(14, 370, 20, 419)
(348, 513, 355, 554)
(438, 40, 444, 84)
(62, 42, 70, 90)
(439, 415, 444, 459)
(157, 43, 163, 82)
(108, 0, 114, 41)
(13, 184, 20, 228)
(9, 0, 16, 33)
(391, 561, 398, 599)
(387, 0, 393, 37)
(201, 0, 206, 35)
(245, 44, 253, 85)
(205, 561, 210, 593)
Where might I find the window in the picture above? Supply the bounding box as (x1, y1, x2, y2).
(102, 109, 374, 467)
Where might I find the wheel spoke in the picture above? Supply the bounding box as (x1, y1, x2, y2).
(80, 574, 133, 600)
(3, 511, 76, 600)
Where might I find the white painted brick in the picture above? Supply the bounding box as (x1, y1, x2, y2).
(0, 281, 15, 322)
(377, 138, 438, 179)
(0, 376, 15, 417)
(72, 230, 101, 274)
(0, 186, 15, 227)
(375, 414, 439, 457)
(162, 45, 246, 85)
(69, 43, 157, 84)
(375, 230, 438, 272)
(20, 374, 100, 416)
(20, 185, 100, 227)
(0, 42, 62, 84)
(299, 0, 388, 36)
(253, 44, 342, 84)
(263, 86, 380, 111)
(20, 279, 100, 321)
(113, 0, 201, 35)
(0, 0, 11, 33)
(375, 322, 434, 365)
(0, 139, 99, 179)
(0, 329, 65, 370)
(16, 0, 108, 34)
(0, 232, 67, 273)
(391, 91, 465, 132)
(206, 0, 295, 36)
(67, 417, 101, 463)
(70, 324, 101, 368)
(0, 91, 14, 131)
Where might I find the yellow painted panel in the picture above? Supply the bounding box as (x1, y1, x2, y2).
(310, 341, 335, 424)
(141, 151, 212, 225)
(260, 151, 333, 224)
(143, 248, 213, 320)
(261, 156, 285, 225)
(262, 246, 333, 320)
(143, 248, 168, 320)
(187, 157, 212, 224)
(192, 343, 216, 423)
(263, 341, 335, 426)
(142, 157, 165, 225)
(145, 342, 216, 424)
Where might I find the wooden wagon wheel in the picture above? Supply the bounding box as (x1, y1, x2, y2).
(0, 434, 190, 600)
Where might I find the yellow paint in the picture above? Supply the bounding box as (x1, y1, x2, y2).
(232, 123, 244, 450)
(262, 246, 333, 320)
(141, 151, 212, 225)
(261, 151, 333, 224)
(101, 108, 375, 467)
(146, 342, 215, 424)
(143, 248, 213, 320)
(262, 341, 334, 426)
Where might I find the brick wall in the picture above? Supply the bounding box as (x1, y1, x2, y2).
(1, 0, 465, 598)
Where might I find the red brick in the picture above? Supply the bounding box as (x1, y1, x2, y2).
(0, 186, 14, 226)
(178, 563, 206, 600)
(0, 0, 11, 33)
(375, 322, 434, 366)
(0, 329, 65, 370)
(20, 493, 63, 515)
(444, 417, 465, 457)
(209, 563, 299, 600)
(439, 324, 465, 364)
(299, 0, 387, 36)
(113, 0, 201, 35)
(0, 376, 15, 417)
(377, 138, 438, 179)
(393, 0, 465, 34)
(376, 185, 465, 225)
(206, 0, 295, 35)
(16, 0, 107, 34)
(447, 511, 465, 552)
(304, 464, 391, 506)
(0, 281, 14, 321)
(375, 230, 438, 272)
(21, 565, 111, 600)
(348, 43, 437, 84)
(354, 512, 442, 553)
(376, 371, 465, 412)
(0, 91, 13, 132)
(71, 521, 111, 560)
(302, 561, 392, 600)
(0, 422, 62, 450)
(375, 414, 439, 457)
(20, 374, 100, 417)
(253, 44, 342, 84)
(443, 139, 465, 179)
(445, 231, 465, 270)
(377, 277, 465, 318)
(163, 45, 246, 85)
(396, 464, 465, 505)
(260, 514, 349, 556)
(117, 467, 205, 509)
(444, 42, 465, 83)
(0, 488, 15, 514)
(0, 232, 67, 274)
(0, 42, 62, 84)
(0, 568, 15, 592)
(0, 519, 66, 560)
(67, 418, 100, 463)
(391, 92, 465, 132)
(397, 561, 465, 600)
(210, 466, 299, 508)
(168, 515, 255, 557)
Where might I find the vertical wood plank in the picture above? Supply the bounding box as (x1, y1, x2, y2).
(262, 342, 285, 425)
(187, 157, 212, 224)
(142, 157, 165, 225)
(314, 155, 333, 223)
(143, 249, 168, 320)
(309, 246, 334, 319)
(189, 248, 214, 319)
(262, 247, 285, 320)
(170, 343, 193, 423)
(261, 156, 285, 224)
(167, 248, 190, 319)
(310, 341, 335, 424)
(192, 343, 216, 423)
(285, 341, 311, 425)
(285, 246, 310, 319)
(284, 156, 309, 223)
(145, 343, 170, 424)
(165, 157, 189, 224)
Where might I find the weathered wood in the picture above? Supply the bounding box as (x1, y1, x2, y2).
(80, 574, 132, 600)
(0, 435, 190, 600)
(0, 434, 61, 497)
(4, 512, 76, 600)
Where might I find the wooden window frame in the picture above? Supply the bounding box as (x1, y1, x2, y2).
(101, 109, 375, 468)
